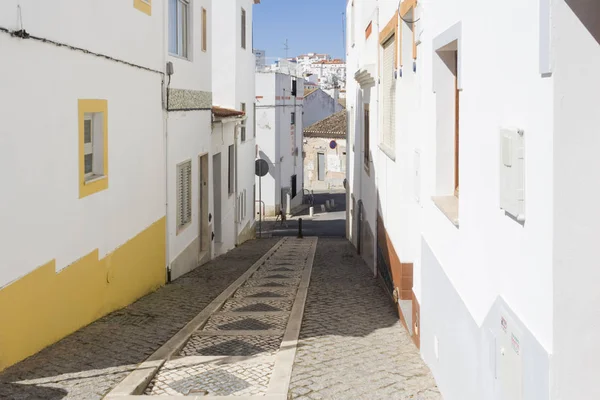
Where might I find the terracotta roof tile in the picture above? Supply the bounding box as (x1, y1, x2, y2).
(212, 106, 245, 118)
(304, 110, 347, 138)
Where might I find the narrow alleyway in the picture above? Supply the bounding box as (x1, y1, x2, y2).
(0, 192, 439, 400)
(289, 238, 440, 400)
(0, 239, 279, 399)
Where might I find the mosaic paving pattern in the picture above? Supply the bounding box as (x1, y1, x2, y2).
(242, 278, 300, 288)
(220, 299, 293, 312)
(203, 314, 289, 332)
(145, 359, 274, 396)
(233, 287, 296, 299)
(145, 238, 318, 398)
(180, 335, 283, 357)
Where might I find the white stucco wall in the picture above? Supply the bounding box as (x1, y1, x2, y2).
(348, 0, 557, 398)
(303, 89, 343, 128)
(166, 0, 213, 278)
(0, 3, 165, 287)
(255, 72, 304, 215)
(552, 0, 600, 397)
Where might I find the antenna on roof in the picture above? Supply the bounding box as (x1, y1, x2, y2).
(283, 39, 289, 60)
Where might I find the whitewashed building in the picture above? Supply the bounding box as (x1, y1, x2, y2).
(0, 0, 260, 372)
(303, 111, 347, 192)
(303, 88, 343, 128)
(211, 0, 258, 256)
(347, 0, 600, 399)
(0, 0, 167, 371)
(255, 72, 305, 216)
(166, 0, 213, 280)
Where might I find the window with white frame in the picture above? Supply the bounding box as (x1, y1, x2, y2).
(241, 103, 246, 141)
(169, 0, 189, 58)
(241, 8, 247, 49)
(176, 160, 192, 231)
(381, 35, 396, 156)
(228, 145, 235, 195)
(83, 112, 105, 180)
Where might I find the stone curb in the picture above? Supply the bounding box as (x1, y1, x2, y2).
(104, 238, 287, 399)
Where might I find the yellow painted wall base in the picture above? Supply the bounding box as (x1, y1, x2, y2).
(0, 217, 166, 371)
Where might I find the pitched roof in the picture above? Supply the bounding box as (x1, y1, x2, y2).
(304, 110, 347, 138)
(304, 88, 318, 97)
(212, 106, 245, 119)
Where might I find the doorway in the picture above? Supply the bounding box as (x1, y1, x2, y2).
(198, 154, 210, 263)
(212, 153, 222, 244)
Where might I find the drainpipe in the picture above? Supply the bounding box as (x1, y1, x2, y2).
(234, 122, 240, 245)
(162, 0, 171, 282)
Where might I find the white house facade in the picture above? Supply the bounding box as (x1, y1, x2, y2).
(346, 0, 600, 399)
(0, 0, 166, 371)
(303, 88, 343, 128)
(166, 0, 213, 280)
(211, 0, 258, 256)
(0, 0, 260, 372)
(255, 72, 305, 217)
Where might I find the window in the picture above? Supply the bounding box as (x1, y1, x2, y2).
(240, 103, 246, 141)
(317, 152, 325, 181)
(241, 8, 246, 49)
(78, 99, 108, 199)
(201, 7, 207, 52)
(364, 103, 370, 166)
(381, 35, 396, 158)
(176, 160, 192, 231)
(432, 32, 460, 226)
(291, 79, 297, 96)
(134, 0, 151, 15)
(350, 1, 355, 45)
(291, 112, 296, 125)
(169, 0, 189, 58)
(228, 145, 235, 195)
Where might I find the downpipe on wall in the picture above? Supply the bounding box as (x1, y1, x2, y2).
(162, 0, 172, 283)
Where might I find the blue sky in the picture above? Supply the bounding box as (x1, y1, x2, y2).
(253, 0, 347, 62)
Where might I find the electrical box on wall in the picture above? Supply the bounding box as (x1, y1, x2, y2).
(496, 307, 523, 400)
(499, 128, 525, 223)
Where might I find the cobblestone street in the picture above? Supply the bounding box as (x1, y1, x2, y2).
(0, 238, 279, 400)
(289, 238, 441, 400)
(0, 235, 440, 399)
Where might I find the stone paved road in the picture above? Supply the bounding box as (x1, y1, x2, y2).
(289, 238, 441, 400)
(0, 238, 279, 400)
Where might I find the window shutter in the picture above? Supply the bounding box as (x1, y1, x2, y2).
(382, 36, 396, 152)
(177, 161, 192, 229)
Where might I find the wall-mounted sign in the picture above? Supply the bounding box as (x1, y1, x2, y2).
(329, 140, 337, 149)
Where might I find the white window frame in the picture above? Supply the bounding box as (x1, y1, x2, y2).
(240, 103, 247, 142)
(83, 112, 105, 181)
(241, 7, 247, 49)
(83, 116, 94, 179)
(169, 0, 190, 59)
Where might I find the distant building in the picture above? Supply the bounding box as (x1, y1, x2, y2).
(255, 72, 304, 216)
(303, 88, 343, 128)
(303, 111, 347, 191)
(253, 49, 266, 69)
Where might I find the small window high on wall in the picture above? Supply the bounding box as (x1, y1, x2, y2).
(381, 35, 396, 158)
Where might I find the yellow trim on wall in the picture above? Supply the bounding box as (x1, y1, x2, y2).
(134, 0, 151, 16)
(0, 217, 166, 371)
(79, 99, 109, 199)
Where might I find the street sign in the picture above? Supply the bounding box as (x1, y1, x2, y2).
(255, 159, 269, 177)
(329, 140, 337, 149)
